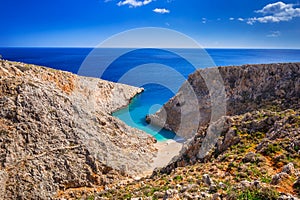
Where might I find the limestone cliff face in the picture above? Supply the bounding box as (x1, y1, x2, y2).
(0, 60, 156, 199)
(148, 63, 300, 138)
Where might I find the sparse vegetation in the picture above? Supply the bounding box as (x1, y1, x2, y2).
(232, 187, 279, 200)
(91, 109, 300, 199)
(264, 144, 281, 156)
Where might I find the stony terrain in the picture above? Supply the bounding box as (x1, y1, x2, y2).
(98, 63, 300, 200)
(0, 60, 157, 199)
(99, 108, 300, 199)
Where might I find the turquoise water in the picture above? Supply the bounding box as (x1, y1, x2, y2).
(1, 48, 300, 141)
(112, 89, 176, 141)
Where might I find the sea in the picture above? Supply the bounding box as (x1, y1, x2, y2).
(1, 47, 300, 141)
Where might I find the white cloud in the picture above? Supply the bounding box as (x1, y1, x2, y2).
(256, 1, 293, 15)
(117, 0, 152, 8)
(202, 18, 207, 24)
(267, 31, 281, 37)
(247, 1, 300, 24)
(153, 8, 170, 14)
(229, 17, 235, 21)
(238, 18, 244, 22)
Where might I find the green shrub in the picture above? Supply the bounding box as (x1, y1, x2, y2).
(173, 175, 183, 181)
(264, 144, 281, 156)
(228, 187, 279, 200)
(261, 175, 272, 183)
(87, 195, 95, 200)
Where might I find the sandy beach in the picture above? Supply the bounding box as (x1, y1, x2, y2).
(151, 139, 183, 168)
(138, 137, 185, 178)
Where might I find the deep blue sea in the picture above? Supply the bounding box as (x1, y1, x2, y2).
(1, 48, 300, 141)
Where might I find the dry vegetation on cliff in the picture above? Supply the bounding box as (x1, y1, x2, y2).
(98, 108, 300, 200)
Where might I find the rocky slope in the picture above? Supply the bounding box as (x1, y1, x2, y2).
(99, 108, 300, 199)
(97, 63, 300, 199)
(0, 60, 157, 199)
(147, 63, 300, 139)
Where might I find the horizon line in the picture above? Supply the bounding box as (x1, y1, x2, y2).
(1, 46, 300, 50)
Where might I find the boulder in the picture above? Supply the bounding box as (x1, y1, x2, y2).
(202, 174, 213, 186)
(271, 172, 289, 185)
(282, 163, 294, 175)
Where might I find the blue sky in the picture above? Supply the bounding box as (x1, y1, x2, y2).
(1, 0, 300, 48)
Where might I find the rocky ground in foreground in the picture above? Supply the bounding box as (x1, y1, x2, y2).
(98, 108, 300, 200)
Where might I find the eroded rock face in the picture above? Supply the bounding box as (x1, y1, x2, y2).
(148, 63, 300, 138)
(0, 60, 156, 199)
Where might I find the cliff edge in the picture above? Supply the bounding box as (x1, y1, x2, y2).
(148, 63, 300, 137)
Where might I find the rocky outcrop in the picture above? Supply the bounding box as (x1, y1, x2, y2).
(0, 60, 157, 199)
(98, 108, 300, 199)
(147, 63, 300, 138)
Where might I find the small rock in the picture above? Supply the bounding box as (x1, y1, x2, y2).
(271, 172, 289, 185)
(242, 152, 256, 163)
(282, 163, 294, 175)
(274, 154, 286, 163)
(278, 194, 299, 200)
(239, 172, 248, 178)
(183, 192, 194, 200)
(200, 192, 211, 198)
(176, 184, 182, 189)
(218, 182, 226, 189)
(252, 180, 261, 189)
(212, 193, 221, 200)
(153, 191, 164, 199)
(180, 186, 188, 193)
(180, 184, 197, 193)
(202, 174, 213, 186)
(293, 177, 300, 188)
(256, 156, 266, 163)
(104, 185, 110, 190)
(163, 189, 180, 200)
(240, 180, 251, 188)
(209, 184, 218, 193)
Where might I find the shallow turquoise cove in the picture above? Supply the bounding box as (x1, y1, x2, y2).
(112, 88, 177, 142)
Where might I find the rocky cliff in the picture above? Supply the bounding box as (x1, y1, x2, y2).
(97, 63, 300, 200)
(100, 108, 300, 199)
(0, 60, 157, 199)
(147, 63, 300, 138)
